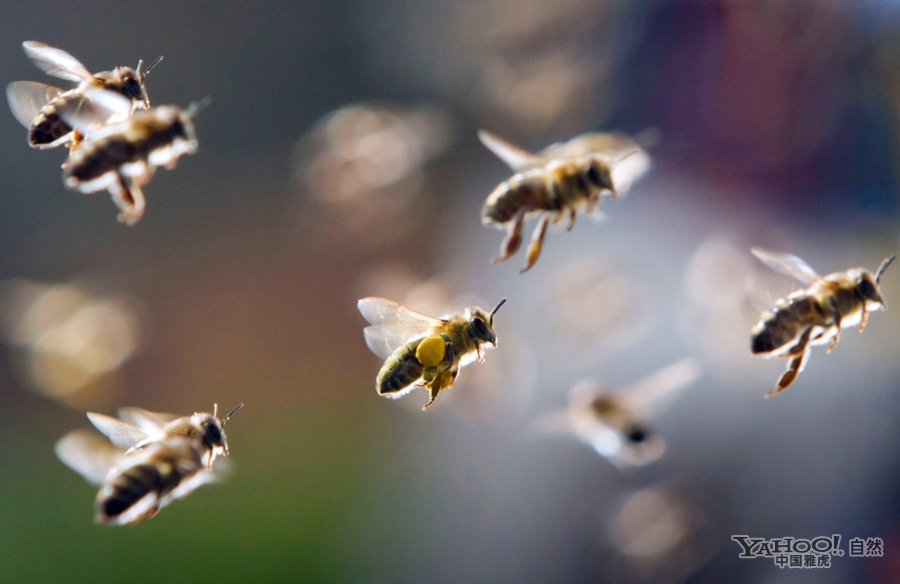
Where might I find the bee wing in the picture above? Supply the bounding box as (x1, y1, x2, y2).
(358, 297, 441, 359)
(751, 248, 820, 284)
(363, 324, 430, 360)
(621, 358, 701, 416)
(6, 81, 63, 128)
(22, 41, 92, 83)
(86, 412, 152, 449)
(55, 87, 131, 135)
(477, 129, 548, 171)
(55, 429, 124, 485)
(116, 407, 179, 433)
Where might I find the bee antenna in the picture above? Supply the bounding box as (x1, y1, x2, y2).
(489, 298, 507, 324)
(213, 403, 218, 418)
(876, 256, 896, 284)
(140, 55, 163, 79)
(222, 403, 244, 426)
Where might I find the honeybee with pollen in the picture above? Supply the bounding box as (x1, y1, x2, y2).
(750, 248, 895, 397)
(479, 129, 651, 272)
(56, 87, 202, 225)
(7, 41, 161, 151)
(55, 404, 242, 525)
(537, 359, 700, 467)
(358, 297, 506, 409)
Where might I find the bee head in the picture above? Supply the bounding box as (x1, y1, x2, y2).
(199, 403, 243, 459)
(467, 298, 506, 346)
(585, 160, 614, 192)
(857, 257, 894, 310)
(621, 423, 650, 444)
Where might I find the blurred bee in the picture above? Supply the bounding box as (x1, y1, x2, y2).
(57, 88, 202, 225)
(358, 297, 506, 409)
(750, 248, 895, 397)
(479, 129, 652, 273)
(55, 404, 242, 525)
(7, 41, 161, 151)
(537, 359, 700, 467)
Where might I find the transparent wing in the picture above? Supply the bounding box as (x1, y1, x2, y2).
(22, 41, 92, 82)
(357, 297, 442, 327)
(540, 131, 641, 159)
(363, 324, 430, 359)
(56, 87, 131, 135)
(622, 358, 701, 416)
(751, 248, 820, 285)
(477, 129, 547, 171)
(117, 407, 178, 433)
(86, 412, 151, 449)
(55, 429, 124, 485)
(6, 81, 63, 128)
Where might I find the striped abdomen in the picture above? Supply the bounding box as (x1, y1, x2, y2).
(95, 439, 203, 524)
(751, 295, 825, 354)
(28, 93, 78, 147)
(482, 172, 556, 224)
(376, 339, 426, 395)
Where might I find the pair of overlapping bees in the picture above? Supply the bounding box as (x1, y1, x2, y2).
(6, 41, 200, 224)
(357, 127, 896, 463)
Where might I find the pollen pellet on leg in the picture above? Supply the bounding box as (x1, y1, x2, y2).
(415, 335, 446, 367)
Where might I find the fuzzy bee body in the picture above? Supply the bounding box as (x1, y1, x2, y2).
(56, 404, 241, 525)
(539, 360, 700, 468)
(7, 41, 160, 150)
(95, 437, 209, 525)
(478, 130, 650, 272)
(59, 95, 200, 225)
(359, 297, 505, 410)
(750, 248, 895, 397)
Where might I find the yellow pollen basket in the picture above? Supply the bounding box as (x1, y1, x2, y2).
(415, 335, 446, 367)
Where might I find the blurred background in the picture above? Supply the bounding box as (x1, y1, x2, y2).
(1, 0, 900, 582)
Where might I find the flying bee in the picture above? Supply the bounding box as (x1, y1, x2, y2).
(479, 129, 651, 273)
(750, 248, 896, 397)
(55, 404, 242, 525)
(358, 297, 506, 409)
(57, 87, 202, 225)
(536, 359, 700, 467)
(7, 40, 161, 151)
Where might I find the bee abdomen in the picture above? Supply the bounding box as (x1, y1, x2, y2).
(377, 341, 425, 395)
(29, 110, 72, 147)
(67, 137, 137, 182)
(751, 297, 819, 354)
(98, 463, 163, 519)
(482, 175, 551, 224)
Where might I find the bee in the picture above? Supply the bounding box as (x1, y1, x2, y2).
(7, 41, 161, 151)
(55, 404, 242, 525)
(357, 297, 506, 409)
(537, 359, 700, 467)
(479, 129, 651, 272)
(750, 248, 895, 397)
(57, 88, 202, 225)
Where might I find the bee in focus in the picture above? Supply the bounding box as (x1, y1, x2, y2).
(479, 129, 652, 273)
(537, 359, 700, 467)
(358, 297, 506, 409)
(57, 88, 202, 225)
(750, 248, 895, 397)
(55, 404, 242, 525)
(7, 41, 161, 151)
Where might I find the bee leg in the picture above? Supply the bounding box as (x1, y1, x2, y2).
(493, 210, 526, 263)
(766, 328, 812, 397)
(567, 208, 576, 231)
(826, 299, 841, 352)
(520, 214, 550, 273)
(109, 175, 146, 226)
(859, 304, 868, 332)
(422, 369, 457, 410)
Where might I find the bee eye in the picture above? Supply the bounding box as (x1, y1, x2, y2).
(123, 77, 142, 99)
(471, 316, 489, 339)
(205, 422, 223, 444)
(586, 163, 605, 188)
(858, 277, 878, 300)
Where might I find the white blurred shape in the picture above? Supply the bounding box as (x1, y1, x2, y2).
(0, 279, 141, 399)
(613, 488, 691, 559)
